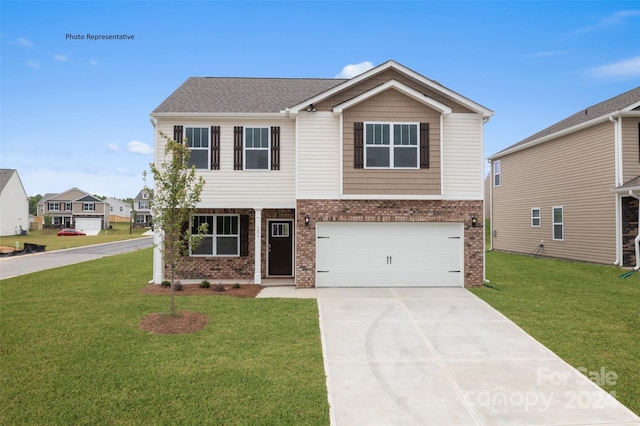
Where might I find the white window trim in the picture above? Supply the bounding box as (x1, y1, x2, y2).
(552, 206, 564, 241)
(185, 126, 211, 170)
(83, 202, 95, 211)
(49, 202, 60, 212)
(364, 121, 419, 170)
(531, 208, 541, 227)
(494, 160, 501, 187)
(190, 214, 240, 257)
(243, 126, 271, 171)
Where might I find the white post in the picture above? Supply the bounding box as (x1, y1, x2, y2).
(254, 208, 262, 284)
(152, 229, 164, 284)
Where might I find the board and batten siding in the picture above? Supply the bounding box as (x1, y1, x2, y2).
(492, 121, 616, 264)
(154, 118, 296, 208)
(621, 116, 640, 183)
(442, 114, 484, 199)
(296, 112, 341, 198)
(341, 89, 442, 195)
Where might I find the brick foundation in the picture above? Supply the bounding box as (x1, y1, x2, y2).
(295, 199, 484, 288)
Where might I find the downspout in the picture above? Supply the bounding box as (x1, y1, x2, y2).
(610, 115, 622, 265)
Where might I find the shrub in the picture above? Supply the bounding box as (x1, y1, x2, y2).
(174, 281, 183, 291)
(200, 280, 210, 289)
(212, 283, 226, 292)
(232, 283, 241, 289)
(161, 280, 171, 287)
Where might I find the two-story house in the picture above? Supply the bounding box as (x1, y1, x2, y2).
(149, 60, 493, 288)
(105, 198, 133, 223)
(488, 87, 640, 267)
(38, 187, 109, 232)
(0, 169, 29, 236)
(133, 189, 153, 227)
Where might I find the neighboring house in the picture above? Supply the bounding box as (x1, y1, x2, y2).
(37, 188, 110, 231)
(149, 60, 493, 287)
(488, 87, 640, 267)
(133, 189, 153, 227)
(0, 169, 29, 236)
(105, 198, 132, 223)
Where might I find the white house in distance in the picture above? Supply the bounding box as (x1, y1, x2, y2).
(149, 60, 493, 288)
(0, 169, 29, 236)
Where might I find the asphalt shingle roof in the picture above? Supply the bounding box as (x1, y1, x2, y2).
(153, 77, 347, 114)
(493, 86, 640, 157)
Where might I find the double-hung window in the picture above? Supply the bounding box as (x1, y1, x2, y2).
(49, 202, 60, 211)
(494, 160, 501, 187)
(191, 215, 239, 256)
(245, 127, 269, 170)
(83, 202, 95, 211)
(185, 127, 209, 169)
(65, 202, 72, 211)
(531, 208, 541, 227)
(365, 123, 418, 168)
(552, 206, 563, 241)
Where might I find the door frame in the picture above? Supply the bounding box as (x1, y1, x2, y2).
(267, 219, 294, 277)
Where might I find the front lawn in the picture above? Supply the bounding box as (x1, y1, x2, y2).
(470, 251, 640, 415)
(0, 249, 329, 425)
(0, 222, 149, 252)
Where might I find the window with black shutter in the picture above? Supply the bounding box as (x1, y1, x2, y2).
(211, 126, 220, 170)
(354, 122, 364, 169)
(234, 126, 243, 170)
(420, 122, 429, 169)
(240, 215, 249, 257)
(271, 126, 280, 170)
(173, 125, 183, 144)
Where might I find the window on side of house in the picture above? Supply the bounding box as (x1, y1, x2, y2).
(244, 127, 269, 170)
(185, 127, 210, 169)
(552, 206, 563, 240)
(191, 214, 239, 256)
(531, 208, 541, 227)
(364, 122, 418, 169)
(49, 202, 60, 211)
(65, 202, 72, 211)
(493, 160, 501, 187)
(83, 203, 95, 211)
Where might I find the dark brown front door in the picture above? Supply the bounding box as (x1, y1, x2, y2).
(268, 220, 293, 276)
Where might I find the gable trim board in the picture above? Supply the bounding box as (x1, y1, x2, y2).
(150, 61, 491, 287)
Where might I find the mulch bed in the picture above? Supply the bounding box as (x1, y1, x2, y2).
(139, 284, 264, 334)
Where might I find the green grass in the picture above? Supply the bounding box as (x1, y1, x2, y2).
(0, 222, 148, 252)
(470, 250, 640, 415)
(0, 249, 329, 425)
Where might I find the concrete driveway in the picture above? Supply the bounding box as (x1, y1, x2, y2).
(259, 286, 640, 425)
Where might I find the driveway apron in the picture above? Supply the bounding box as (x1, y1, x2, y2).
(316, 288, 640, 426)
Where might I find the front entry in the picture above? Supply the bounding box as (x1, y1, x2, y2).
(268, 220, 293, 276)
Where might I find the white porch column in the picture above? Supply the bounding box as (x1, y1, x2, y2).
(254, 208, 262, 284)
(152, 229, 164, 284)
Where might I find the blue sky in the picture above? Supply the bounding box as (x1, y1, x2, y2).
(1, 1, 639, 198)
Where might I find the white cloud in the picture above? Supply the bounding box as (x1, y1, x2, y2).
(54, 54, 69, 62)
(573, 10, 640, 35)
(26, 60, 40, 70)
(335, 61, 374, 79)
(128, 140, 153, 155)
(107, 143, 120, 152)
(11, 37, 33, 47)
(589, 56, 640, 79)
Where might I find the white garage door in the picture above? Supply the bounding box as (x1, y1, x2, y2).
(316, 222, 463, 287)
(74, 218, 102, 235)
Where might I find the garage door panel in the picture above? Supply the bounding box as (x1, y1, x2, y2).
(316, 222, 463, 287)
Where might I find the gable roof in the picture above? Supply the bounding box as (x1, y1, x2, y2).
(152, 77, 345, 114)
(0, 169, 17, 193)
(490, 86, 640, 159)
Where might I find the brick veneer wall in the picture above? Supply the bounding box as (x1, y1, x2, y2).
(622, 197, 638, 267)
(295, 199, 484, 288)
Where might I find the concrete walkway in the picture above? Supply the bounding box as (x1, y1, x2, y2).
(258, 287, 640, 426)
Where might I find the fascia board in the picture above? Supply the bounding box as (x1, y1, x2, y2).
(332, 80, 453, 115)
(151, 112, 289, 120)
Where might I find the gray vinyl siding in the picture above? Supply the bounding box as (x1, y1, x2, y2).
(492, 121, 616, 264)
(621, 117, 640, 183)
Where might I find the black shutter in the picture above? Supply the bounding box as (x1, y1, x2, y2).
(211, 126, 220, 170)
(354, 122, 364, 169)
(240, 214, 249, 257)
(271, 126, 280, 170)
(234, 126, 243, 170)
(173, 125, 184, 144)
(420, 123, 429, 169)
